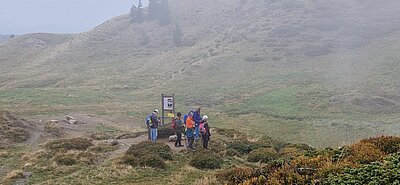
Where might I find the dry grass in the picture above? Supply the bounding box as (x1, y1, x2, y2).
(1, 170, 23, 185)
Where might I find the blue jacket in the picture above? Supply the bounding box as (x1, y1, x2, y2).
(193, 111, 202, 126)
(150, 114, 159, 128)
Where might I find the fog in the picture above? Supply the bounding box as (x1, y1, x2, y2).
(0, 0, 148, 35)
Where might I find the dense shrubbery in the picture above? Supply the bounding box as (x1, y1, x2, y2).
(189, 149, 223, 169)
(217, 167, 256, 185)
(217, 165, 271, 185)
(123, 141, 172, 168)
(348, 142, 384, 164)
(360, 136, 400, 154)
(323, 153, 400, 184)
(247, 148, 278, 163)
(46, 138, 93, 151)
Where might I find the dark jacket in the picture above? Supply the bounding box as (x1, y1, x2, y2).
(174, 118, 183, 133)
(150, 113, 159, 128)
(193, 111, 202, 126)
(201, 121, 211, 137)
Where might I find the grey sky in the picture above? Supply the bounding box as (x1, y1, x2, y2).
(0, 0, 148, 35)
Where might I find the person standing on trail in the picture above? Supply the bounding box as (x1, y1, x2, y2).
(174, 112, 184, 147)
(200, 115, 211, 149)
(149, 109, 160, 142)
(193, 107, 202, 141)
(185, 112, 195, 149)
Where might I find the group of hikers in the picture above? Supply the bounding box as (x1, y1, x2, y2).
(146, 108, 211, 149)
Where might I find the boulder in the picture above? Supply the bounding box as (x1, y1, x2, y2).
(169, 135, 177, 142)
(68, 120, 78, 124)
(107, 139, 119, 146)
(66, 115, 74, 121)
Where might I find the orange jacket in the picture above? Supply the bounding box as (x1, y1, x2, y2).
(186, 116, 194, 129)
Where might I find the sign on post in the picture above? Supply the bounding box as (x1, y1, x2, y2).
(161, 94, 175, 125)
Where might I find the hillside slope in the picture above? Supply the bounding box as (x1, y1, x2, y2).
(0, 0, 399, 146)
(0, 35, 11, 43)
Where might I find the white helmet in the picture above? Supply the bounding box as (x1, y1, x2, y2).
(202, 115, 208, 120)
(154, 109, 159, 113)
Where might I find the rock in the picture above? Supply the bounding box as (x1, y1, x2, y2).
(107, 139, 119, 146)
(47, 120, 58, 124)
(66, 115, 74, 121)
(23, 171, 32, 177)
(169, 135, 177, 142)
(68, 120, 78, 124)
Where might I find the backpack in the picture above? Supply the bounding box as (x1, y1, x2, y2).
(146, 114, 153, 127)
(199, 122, 205, 134)
(171, 118, 176, 129)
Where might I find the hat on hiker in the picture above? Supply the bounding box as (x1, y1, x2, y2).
(202, 115, 208, 120)
(154, 109, 159, 113)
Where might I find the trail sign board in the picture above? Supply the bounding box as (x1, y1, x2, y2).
(161, 94, 175, 125)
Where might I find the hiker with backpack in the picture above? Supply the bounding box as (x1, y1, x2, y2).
(147, 109, 160, 142)
(185, 111, 195, 149)
(173, 112, 184, 147)
(200, 115, 211, 149)
(193, 107, 202, 141)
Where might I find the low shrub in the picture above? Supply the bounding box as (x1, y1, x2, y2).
(44, 122, 62, 137)
(217, 165, 272, 185)
(361, 136, 400, 154)
(189, 149, 223, 170)
(247, 148, 278, 163)
(54, 155, 77, 166)
(46, 138, 93, 151)
(348, 142, 384, 164)
(217, 167, 255, 185)
(227, 139, 257, 154)
(241, 175, 268, 185)
(323, 153, 400, 185)
(138, 154, 166, 168)
(123, 141, 172, 169)
(126, 141, 172, 160)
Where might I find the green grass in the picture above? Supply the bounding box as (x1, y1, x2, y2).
(0, 88, 108, 106)
(221, 85, 329, 119)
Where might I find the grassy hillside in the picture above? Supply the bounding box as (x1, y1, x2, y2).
(0, 35, 11, 43)
(0, 0, 400, 147)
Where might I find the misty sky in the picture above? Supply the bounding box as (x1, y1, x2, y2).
(0, 0, 148, 35)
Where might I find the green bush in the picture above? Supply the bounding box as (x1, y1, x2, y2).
(123, 141, 172, 169)
(126, 141, 172, 160)
(217, 166, 272, 185)
(54, 155, 77, 166)
(189, 149, 223, 170)
(217, 167, 255, 185)
(46, 138, 93, 151)
(323, 153, 400, 184)
(247, 148, 278, 163)
(138, 154, 166, 168)
(227, 139, 255, 154)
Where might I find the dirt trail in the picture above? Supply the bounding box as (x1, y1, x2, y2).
(100, 134, 186, 159)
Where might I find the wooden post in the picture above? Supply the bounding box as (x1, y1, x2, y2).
(161, 93, 165, 126)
